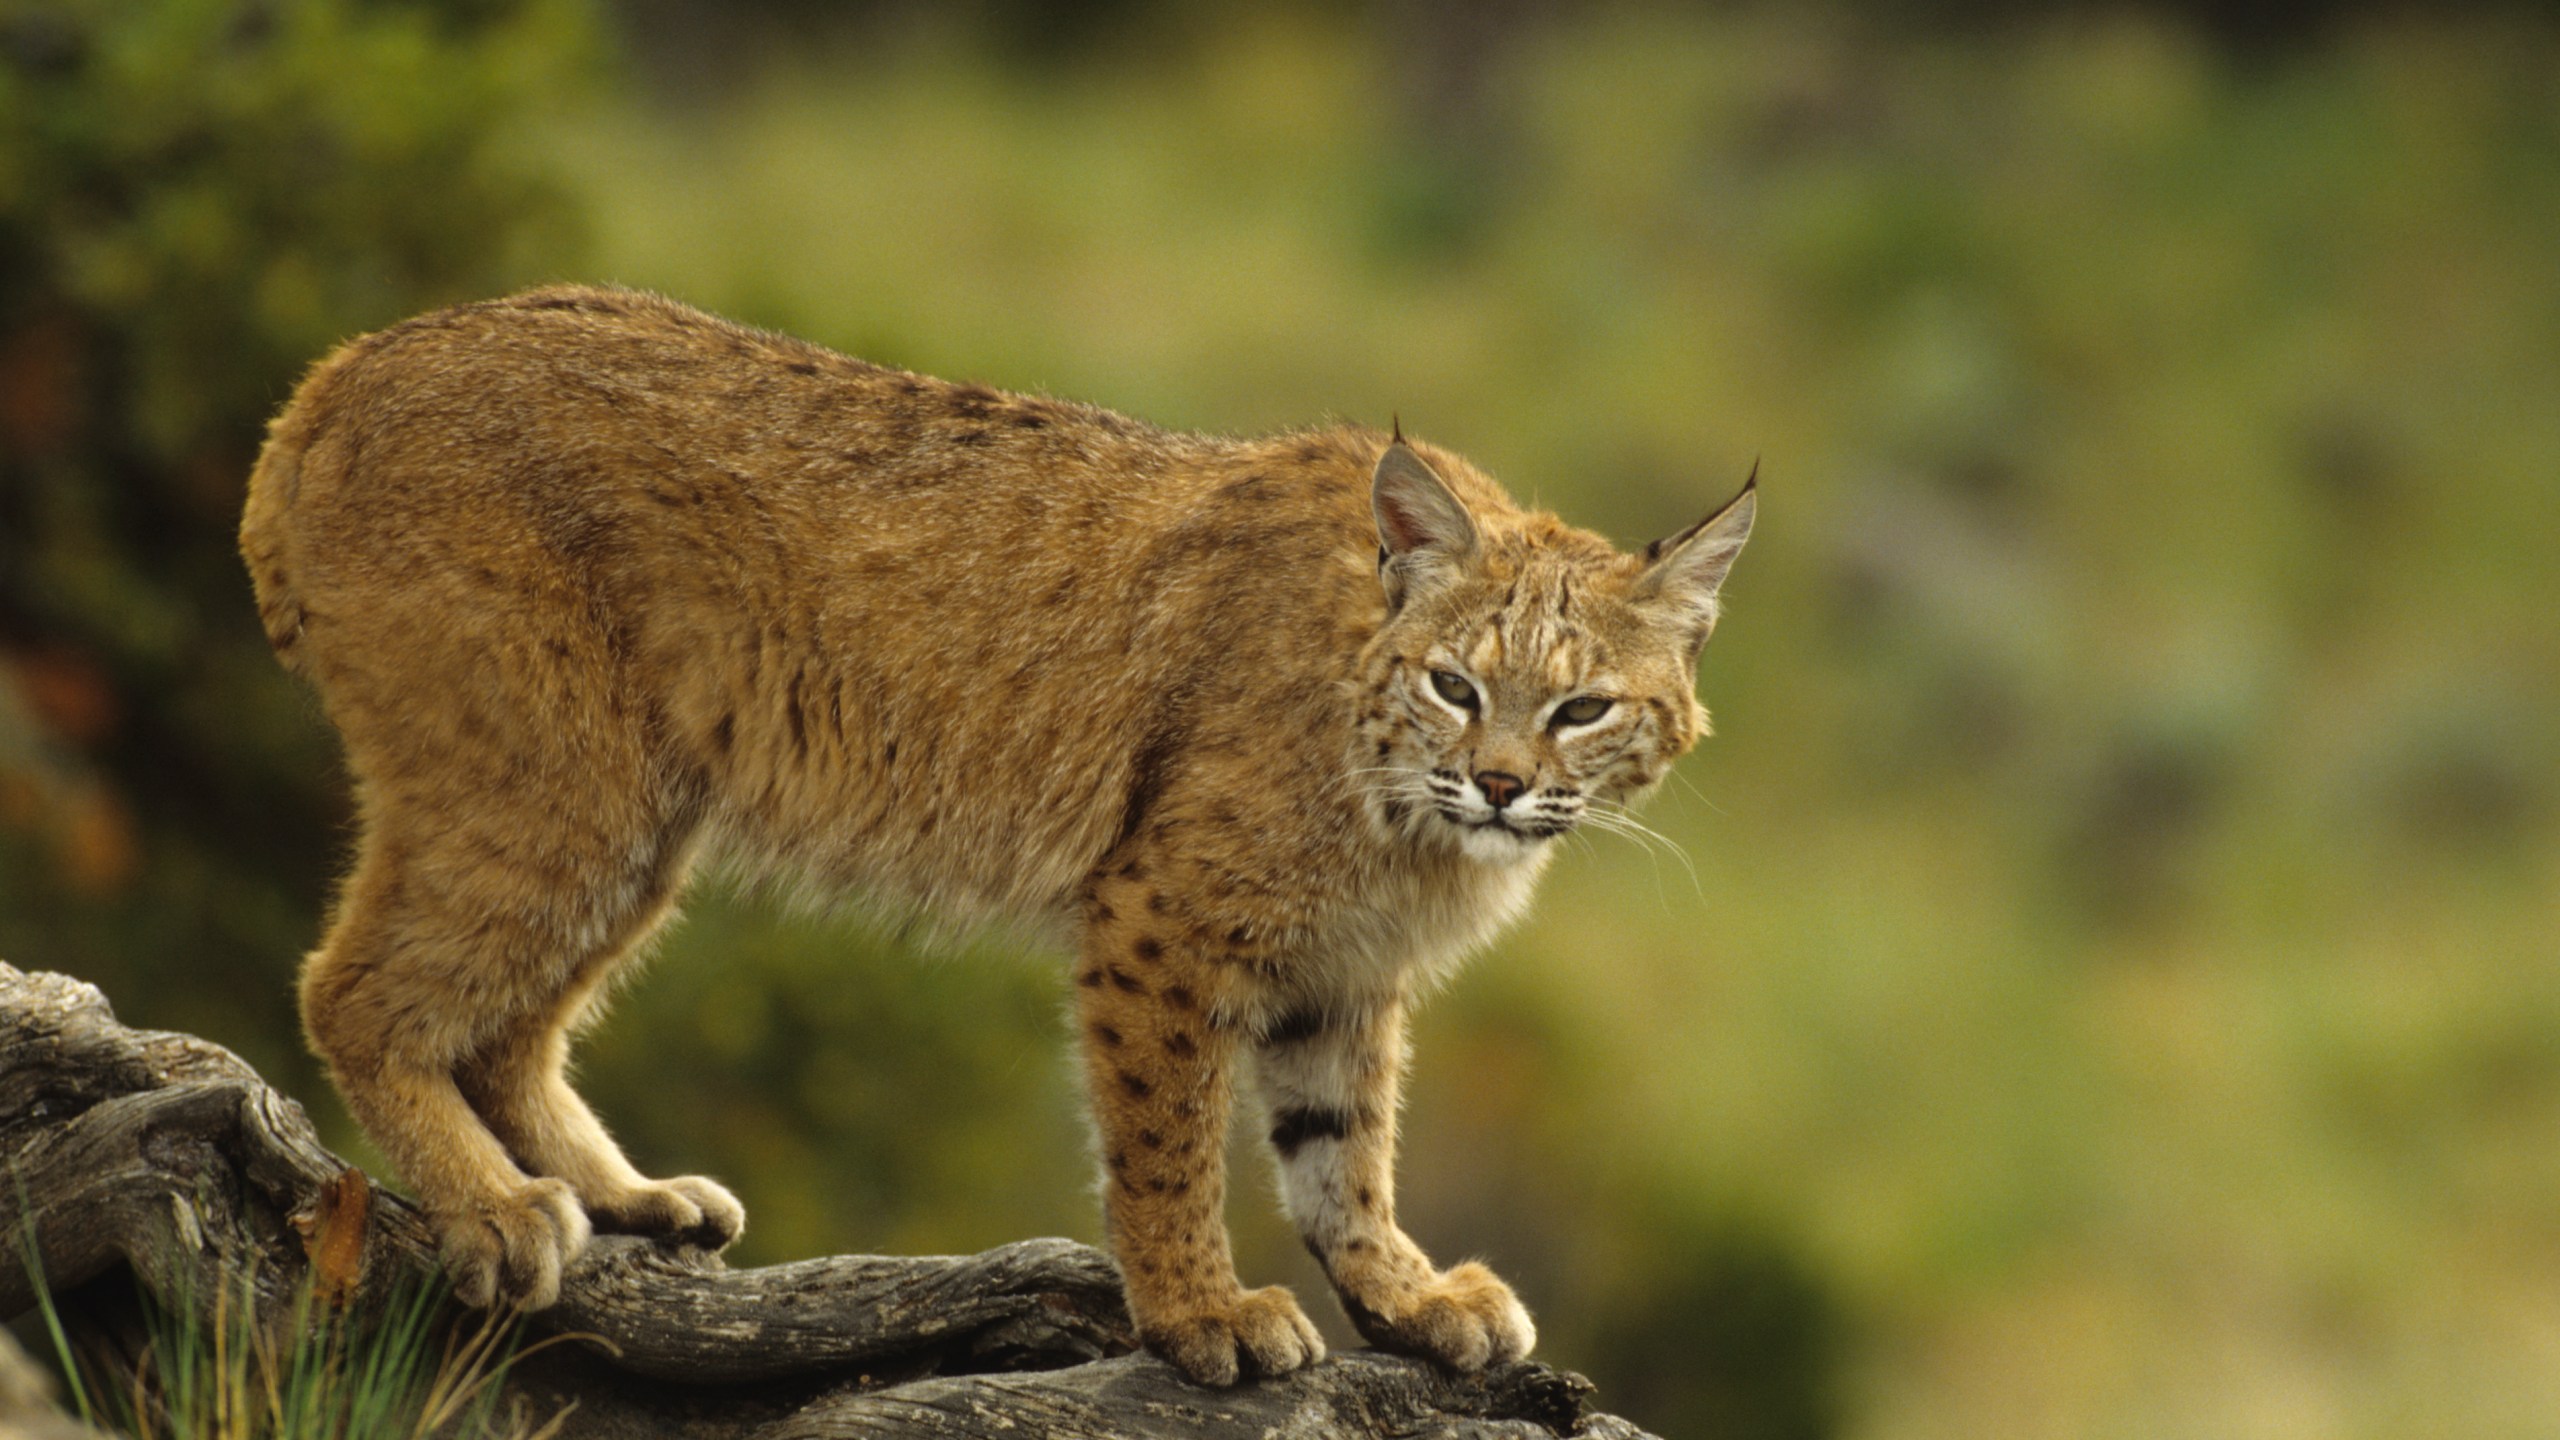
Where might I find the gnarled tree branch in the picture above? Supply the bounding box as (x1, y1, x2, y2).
(0, 963, 1659, 1439)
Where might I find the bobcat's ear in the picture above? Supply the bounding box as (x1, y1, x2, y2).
(1633, 467, 1755, 652)
(1372, 440, 1480, 609)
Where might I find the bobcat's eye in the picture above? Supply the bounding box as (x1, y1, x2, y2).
(1552, 695, 1614, 728)
(1428, 669, 1479, 711)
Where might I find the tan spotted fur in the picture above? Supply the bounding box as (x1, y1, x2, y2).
(239, 285, 1753, 1385)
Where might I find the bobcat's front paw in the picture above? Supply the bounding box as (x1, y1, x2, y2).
(590, 1174, 745, 1250)
(1341, 1260, 1536, 1372)
(437, 1177, 592, 1310)
(1140, 1285, 1327, 1387)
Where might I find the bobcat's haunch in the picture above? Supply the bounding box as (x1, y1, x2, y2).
(241, 285, 1753, 1384)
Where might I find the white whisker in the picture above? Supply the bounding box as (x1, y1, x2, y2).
(1580, 800, 1702, 899)
(1668, 767, 1725, 817)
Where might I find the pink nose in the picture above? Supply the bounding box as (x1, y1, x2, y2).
(1475, 771, 1525, 809)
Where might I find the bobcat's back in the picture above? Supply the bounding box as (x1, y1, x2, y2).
(245, 285, 1401, 923)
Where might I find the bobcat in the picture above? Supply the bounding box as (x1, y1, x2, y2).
(239, 285, 1753, 1386)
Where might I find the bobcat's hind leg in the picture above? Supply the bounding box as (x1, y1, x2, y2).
(455, 859, 743, 1253)
(303, 829, 598, 1310)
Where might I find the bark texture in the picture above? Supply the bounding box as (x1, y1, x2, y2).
(0, 964, 1659, 1439)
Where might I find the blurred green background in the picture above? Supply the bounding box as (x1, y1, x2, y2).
(5, 1, 2558, 1435)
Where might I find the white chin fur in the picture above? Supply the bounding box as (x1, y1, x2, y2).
(1455, 820, 1544, 865)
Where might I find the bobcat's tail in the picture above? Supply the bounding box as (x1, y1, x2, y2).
(240, 340, 368, 675)
(240, 409, 315, 673)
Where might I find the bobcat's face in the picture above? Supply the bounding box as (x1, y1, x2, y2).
(1356, 442, 1754, 864)
(1383, 571, 1695, 861)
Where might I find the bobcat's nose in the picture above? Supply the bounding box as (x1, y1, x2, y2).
(1474, 771, 1526, 810)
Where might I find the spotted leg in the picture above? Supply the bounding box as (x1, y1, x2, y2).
(1074, 889, 1325, 1386)
(1253, 995, 1535, 1370)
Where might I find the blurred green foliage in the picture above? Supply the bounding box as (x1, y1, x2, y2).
(7, 4, 2560, 1438)
(0, 0, 591, 1090)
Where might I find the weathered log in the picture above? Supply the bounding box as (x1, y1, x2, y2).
(0, 963, 1661, 1439)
